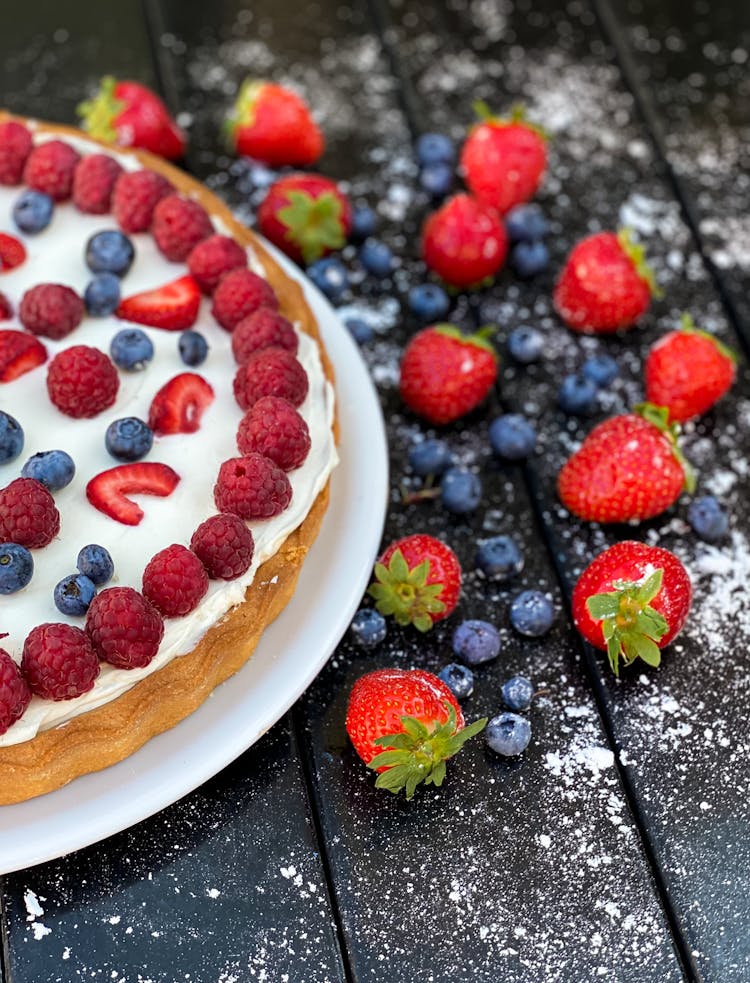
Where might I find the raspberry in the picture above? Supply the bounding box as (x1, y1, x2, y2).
(86, 586, 164, 669)
(0, 120, 33, 185)
(233, 347, 309, 411)
(187, 234, 247, 294)
(19, 283, 84, 340)
(214, 454, 292, 520)
(47, 345, 119, 418)
(152, 194, 214, 262)
(237, 396, 311, 471)
(0, 477, 60, 548)
(113, 169, 173, 233)
(21, 623, 100, 701)
(211, 267, 278, 332)
(72, 153, 123, 214)
(0, 648, 31, 734)
(231, 308, 298, 364)
(190, 513, 255, 580)
(142, 544, 209, 617)
(23, 139, 81, 201)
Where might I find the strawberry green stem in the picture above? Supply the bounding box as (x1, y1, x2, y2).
(617, 228, 663, 299)
(277, 190, 346, 265)
(679, 313, 737, 364)
(471, 100, 548, 140)
(634, 402, 695, 494)
(586, 569, 668, 676)
(77, 76, 124, 144)
(225, 78, 264, 145)
(368, 548, 446, 632)
(432, 323, 498, 359)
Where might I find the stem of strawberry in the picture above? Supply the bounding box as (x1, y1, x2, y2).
(634, 402, 696, 494)
(586, 569, 668, 675)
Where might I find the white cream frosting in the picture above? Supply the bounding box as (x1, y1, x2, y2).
(0, 131, 337, 746)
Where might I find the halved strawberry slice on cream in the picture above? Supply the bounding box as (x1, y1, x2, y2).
(86, 462, 180, 525)
(148, 372, 215, 435)
(0, 233, 27, 273)
(0, 329, 47, 382)
(116, 275, 201, 331)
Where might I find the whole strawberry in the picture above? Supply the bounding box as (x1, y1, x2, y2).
(645, 314, 737, 423)
(345, 668, 486, 799)
(257, 174, 351, 265)
(554, 229, 660, 333)
(226, 79, 324, 167)
(399, 324, 498, 425)
(572, 541, 692, 675)
(78, 76, 186, 160)
(421, 193, 508, 288)
(557, 403, 693, 523)
(368, 534, 461, 631)
(460, 102, 547, 215)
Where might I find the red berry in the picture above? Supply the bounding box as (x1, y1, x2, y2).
(421, 194, 508, 288)
(0, 232, 27, 272)
(86, 586, 164, 669)
(152, 193, 214, 263)
(214, 454, 292, 520)
(148, 372, 215, 436)
(237, 396, 311, 471)
(0, 648, 31, 735)
(190, 513, 255, 580)
(233, 347, 308, 411)
(0, 330, 47, 382)
(117, 275, 201, 332)
(231, 308, 298, 364)
(187, 234, 247, 294)
(257, 174, 352, 265)
(0, 477, 60, 548)
(19, 283, 84, 340)
(227, 80, 324, 168)
(0, 120, 33, 185)
(211, 267, 278, 333)
(142, 544, 209, 617)
(21, 624, 100, 700)
(112, 168, 173, 233)
(47, 345, 119, 418)
(23, 139, 81, 202)
(86, 462, 180, 526)
(0, 293, 12, 321)
(72, 152, 123, 214)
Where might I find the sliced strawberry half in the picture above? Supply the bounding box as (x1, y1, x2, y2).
(0, 233, 27, 273)
(0, 329, 48, 382)
(148, 372, 215, 435)
(86, 462, 180, 525)
(116, 275, 201, 331)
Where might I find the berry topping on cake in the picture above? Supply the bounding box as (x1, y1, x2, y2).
(0, 649, 31, 735)
(257, 173, 352, 265)
(187, 234, 247, 294)
(110, 327, 154, 370)
(21, 449, 75, 491)
(116, 275, 201, 331)
(190, 513, 255, 580)
(85, 229, 135, 277)
(86, 462, 180, 526)
(19, 283, 84, 340)
(178, 330, 209, 366)
(72, 153, 123, 214)
(76, 543, 114, 585)
(84, 272, 121, 316)
(105, 416, 154, 461)
(0, 543, 34, 595)
(237, 396, 311, 471)
(0, 120, 33, 185)
(231, 308, 298, 364)
(421, 193, 508, 288)
(0, 411, 23, 463)
(85, 586, 164, 670)
(53, 573, 97, 616)
(0, 232, 27, 272)
(12, 189, 54, 234)
(233, 347, 308, 411)
(211, 267, 278, 332)
(0, 293, 12, 321)
(142, 544, 209, 617)
(214, 454, 292, 520)
(21, 623, 100, 700)
(148, 372, 215, 435)
(23, 139, 81, 201)
(47, 344, 119, 418)
(227, 79, 324, 168)
(112, 168, 173, 233)
(152, 194, 213, 263)
(0, 477, 60, 549)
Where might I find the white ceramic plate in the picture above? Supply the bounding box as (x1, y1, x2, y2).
(0, 244, 389, 874)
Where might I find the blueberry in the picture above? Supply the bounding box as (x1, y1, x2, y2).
(688, 495, 729, 543)
(21, 449, 75, 491)
(359, 239, 394, 278)
(345, 317, 374, 345)
(510, 240, 550, 278)
(408, 283, 450, 323)
(179, 330, 209, 366)
(85, 230, 135, 277)
(507, 326, 544, 364)
(420, 162, 454, 198)
(475, 535, 524, 581)
(84, 272, 121, 316)
(408, 438, 453, 477)
(488, 413, 537, 460)
(582, 354, 619, 388)
(438, 663, 475, 700)
(76, 544, 114, 586)
(486, 712, 531, 756)
(558, 373, 599, 416)
(53, 573, 96, 616)
(452, 619, 500, 666)
(0, 543, 33, 594)
(110, 328, 154, 372)
(441, 467, 482, 514)
(510, 590, 555, 637)
(350, 206, 377, 242)
(0, 411, 24, 464)
(12, 190, 54, 234)
(105, 417, 154, 462)
(505, 204, 549, 243)
(502, 675, 535, 711)
(307, 257, 349, 303)
(350, 608, 387, 647)
(416, 132, 456, 167)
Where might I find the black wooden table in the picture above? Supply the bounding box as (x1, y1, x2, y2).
(1, 1, 749, 980)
